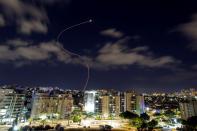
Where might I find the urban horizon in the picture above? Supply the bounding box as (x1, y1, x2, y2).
(0, 83, 195, 94)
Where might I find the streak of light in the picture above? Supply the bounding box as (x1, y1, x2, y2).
(56, 19, 92, 91)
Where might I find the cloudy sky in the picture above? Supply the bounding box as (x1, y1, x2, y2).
(0, 0, 197, 92)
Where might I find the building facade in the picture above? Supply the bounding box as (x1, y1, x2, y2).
(124, 91, 145, 115)
(179, 99, 197, 120)
(83, 90, 145, 117)
(0, 89, 25, 123)
(84, 91, 97, 113)
(125, 91, 136, 113)
(31, 93, 73, 119)
(136, 95, 145, 115)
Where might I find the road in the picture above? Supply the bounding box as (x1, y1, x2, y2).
(63, 128, 134, 131)
(0, 125, 11, 131)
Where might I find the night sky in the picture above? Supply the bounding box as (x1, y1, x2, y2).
(0, 0, 197, 93)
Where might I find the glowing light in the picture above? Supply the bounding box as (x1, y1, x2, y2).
(146, 107, 150, 111)
(0, 109, 7, 115)
(110, 121, 120, 128)
(82, 120, 91, 127)
(103, 113, 108, 118)
(13, 125, 19, 131)
(40, 114, 47, 120)
(152, 109, 157, 114)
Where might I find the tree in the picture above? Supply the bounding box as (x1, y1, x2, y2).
(181, 119, 187, 126)
(131, 117, 143, 128)
(108, 114, 114, 120)
(84, 112, 94, 119)
(164, 110, 176, 118)
(140, 113, 150, 121)
(141, 122, 148, 129)
(153, 112, 161, 117)
(185, 116, 197, 130)
(120, 111, 139, 119)
(95, 115, 101, 120)
(72, 110, 81, 122)
(148, 119, 158, 129)
(72, 115, 81, 123)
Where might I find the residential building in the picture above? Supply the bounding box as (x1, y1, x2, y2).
(0, 89, 25, 123)
(31, 93, 73, 119)
(84, 91, 97, 113)
(125, 91, 136, 112)
(179, 98, 197, 120)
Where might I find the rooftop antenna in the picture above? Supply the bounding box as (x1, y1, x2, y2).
(56, 19, 93, 92)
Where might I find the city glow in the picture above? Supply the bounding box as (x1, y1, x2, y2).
(13, 125, 19, 131)
(0, 109, 6, 115)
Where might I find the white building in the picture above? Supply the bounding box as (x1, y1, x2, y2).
(84, 91, 97, 113)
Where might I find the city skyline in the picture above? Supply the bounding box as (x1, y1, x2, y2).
(0, 0, 197, 92)
(0, 85, 196, 130)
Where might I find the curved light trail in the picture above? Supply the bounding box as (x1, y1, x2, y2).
(56, 19, 92, 91)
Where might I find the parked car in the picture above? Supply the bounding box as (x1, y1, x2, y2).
(99, 125, 112, 131)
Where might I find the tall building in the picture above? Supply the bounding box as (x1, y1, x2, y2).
(114, 95, 120, 116)
(83, 90, 145, 117)
(0, 89, 25, 123)
(101, 95, 109, 117)
(84, 91, 97, 113)
(84, 90, 121, 117)
(99, 95, 120, 118)
(95, 92, 102, 114)
(31, 93, 73, 119)
(125, 91, 136, 113)
(58, 94, 73, 118)
(136, 95, 145, 115)
(125, 91, 145, 115)
(179, 99, 197, 120)
(120, 92, 126, 113)
(23, 87, 35, 119)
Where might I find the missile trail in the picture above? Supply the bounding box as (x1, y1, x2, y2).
(31, 0, 91, 91)
(56, 19, 92, 92)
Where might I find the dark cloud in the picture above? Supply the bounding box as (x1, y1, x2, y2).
(0, 37, 180, 70)
(191, 64, 197, 70)
(0, 0, 48, 34)
(0, 14, 5, 27)
(0, 39, 71, 65)
(100, 28, 124, 38)
(7, 39, 31, 47)
(176, 14, 197, 50)
(36, 0, 71, 5)
(93, 37, 180, 69)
